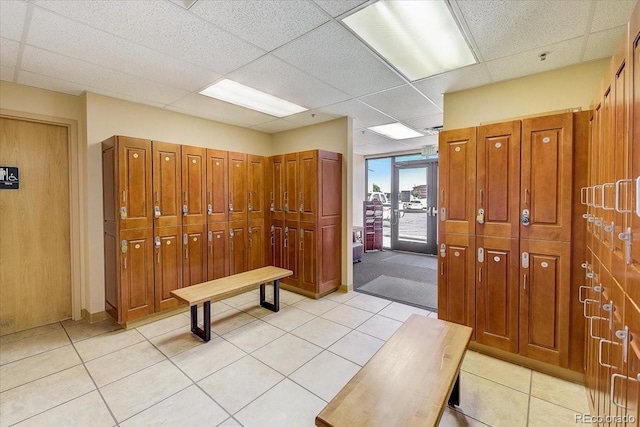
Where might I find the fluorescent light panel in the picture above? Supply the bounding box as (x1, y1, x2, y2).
(199, 79, 307, 118)
(343, 0, 476, 81)
(368, 123, 422, 140)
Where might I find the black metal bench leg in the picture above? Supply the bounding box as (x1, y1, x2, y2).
(448, 373, 460, 407)
(190, 301, 211, 342)
(260, 279, 280, 312)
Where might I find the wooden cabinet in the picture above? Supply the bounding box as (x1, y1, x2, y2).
(268, 155, 285, 222)
(206, 149, 228, 224)
(269, 220, 285, 269)
(182, 146, 206, 226)
(207, 221, 229, 281)
(284, 152, 299, 222)
(152, 141, 181, 228)
(299, 222, 317, 293)
(248, 220, 266, 270)
(628, 5, 640, 306)
(299, 150, 317, 223)
(248, 155, 266, 221)
(183, 224, 207, 287)
(229, 220, 247, 275)
(154, 226, 182, 311)
(118, 228, 154, 321)
(229, 152, 248, 223)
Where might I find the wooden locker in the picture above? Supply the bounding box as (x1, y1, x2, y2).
(318, 219, 341, 294)
(520, 113, 573, 242)
(182, 146, 207, 226)
(628, 4, 640, 306)
(299, 222, 317, 293)
(608, 277, 628, 424)
(625, 295, 640, 427)
(588, 103, 603, 249)
(183, 224, 207, 287)
(270, 220, 285, 269)
(269, 155, 285, 221)
(601, 83, 615, 268)
(475, 236, 519, 353)
(248, 155, 266, 221)
(437, 233, 476, 335)
(518, 239, 570, 367)
(476, 121, 521, 239)
(282, 222, 299, 287)
(229, 152, 248, 223)
(248, 220, 266, 270)
(207, 221, 229, 281)
(438, 127, 476, 235)
(153, 226, 182, 311)
(299, 150, 318, 223)
(119, 228, 154, 322)
(318, 151, 342, 221)
(152, 141, 181, 228)
(103, 228, 119, 321)
(284, 152, 299, 222)
(206, 149, 228, 224)
(229, 220, 248, 275)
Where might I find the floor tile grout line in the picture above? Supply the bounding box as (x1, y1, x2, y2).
(526, 369, 533, 426)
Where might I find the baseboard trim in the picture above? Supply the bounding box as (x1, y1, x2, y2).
(81, 309, 109, 324)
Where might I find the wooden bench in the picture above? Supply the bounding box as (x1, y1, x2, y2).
(315, 314, 472, 427)
(170, 266, 292, 342)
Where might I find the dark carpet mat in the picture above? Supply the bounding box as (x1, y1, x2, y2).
(358, 275, 437, 312)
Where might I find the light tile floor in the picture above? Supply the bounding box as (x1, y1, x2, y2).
(0, 289, 590, 426)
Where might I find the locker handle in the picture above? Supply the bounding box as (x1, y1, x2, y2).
(478, 267, 482, 283)
(636, 176, 640, 218)
(602, 183, 614, 211)
(124, 257, 127, 269)
(599, 338, 619, 369)
(122, 190, 126, 203)
(616, 327, 629, 364)
(523, 274, 527, 290)
(589, 316, 607, 339)
(271, 236, 275, 246)
(157, 251, 160, 264)
(300, 241, 303, 251)
(611, 374, 631, 409)
(284, 238, 288, 248)
(185, 248, 188, 259)
(524, 188, 529, 207)
(154, 191, 158, 204)
(578, 285, 592, 303)
(479, 189, 484, 208)
(583, 299, 600, 319)
(593, 185, 603, 208)
(208, 191, 212, 205)
(440, 263, 444, 275)
(580, 187, 587, 205)
(615, 179, 632, 213)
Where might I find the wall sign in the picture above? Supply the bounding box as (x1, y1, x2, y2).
(0, 167, 19, 189)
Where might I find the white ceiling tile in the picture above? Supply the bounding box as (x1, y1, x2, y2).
(353, 129, 391, 146)
(33, 0, 265, 74)
(0, 38, 20, 69)
(1, 66, 15, 82)
(251, 119, 300, 134)
(273, 21, 405, 97)
(591, 0, 637, 32)
(359, 85, 440, 121)
(485, 37, 584, 82)
(584, 26, 629, 61)
(26, 7, 221, 92)
(283, 110, 338, 127)
(191, 1, 329, 51)
(457, 0, 591, 60)
(168, 93, 276, 127)
(20, 46, 189, 105)
(17, 70, 91, 96)
(398, 135, 439, 149)
(0, 0, 27, 41)
(353, 141, 407, 156)
(312, 0, 368, 17)
(227, 55, 350, 109)
(413, 64, 493, 108)
(403, 114, 444, 131)
(317, 100, 394, 129)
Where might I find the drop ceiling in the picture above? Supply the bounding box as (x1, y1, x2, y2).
(0, 0, 636, 156)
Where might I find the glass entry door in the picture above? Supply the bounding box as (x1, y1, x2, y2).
(391, 160, 438, 254)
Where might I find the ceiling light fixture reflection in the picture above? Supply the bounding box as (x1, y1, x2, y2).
(199, 79, 308, 118)
(367, 123, 423, 140)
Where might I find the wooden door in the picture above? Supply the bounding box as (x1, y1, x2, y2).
(601, 84, 615, 268)
(152, 141, 181, 228)
(628, 5, 640, 306)
(116, 136, 153, 230)
(181, 146, 206, 226)
(206, 149, 228, 223)
(299, 150, 318, 223)
(269, 155, 285, 221)
(154, 226, 182, 311)
(229, 220, 247, 275)
(518, 239, 570, 367)
(183, 224, 207, 287)
(0, 118, 71, 334)
(625, 295, 640, 427)
(609, 278, 628, 424)
(248, 220, 266, 270)
(437, 233, 476, 335)
(438, 127, 476, 235)
(521, 113, 573, 242)
(207, 221, 229, 280)
(475, 236, 519, 353)
(318, 151, 342, 221)
(284, 152, 299, 222)
(476, 121, 521, 239)
(270, 220, 285, 268)
(120, 228, 154, 322)
(283, 222, 299, 287)
(229, 152, 248, 223)
(589, 103, 603, 251)
(299, 222, 317, 293)
(247, 155, 265, 222)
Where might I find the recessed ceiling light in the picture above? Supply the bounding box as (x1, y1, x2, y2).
(199, 79, 308, 118)
(343, 0, 476, 81)
(368, 123, 423, 140)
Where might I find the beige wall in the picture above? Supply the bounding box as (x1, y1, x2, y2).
(353, 154, 366, 227)
(444, 59, 609, 129)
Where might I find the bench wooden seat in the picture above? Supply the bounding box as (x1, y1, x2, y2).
(171, 266, 292, 342)
(315, 315, 472, 427)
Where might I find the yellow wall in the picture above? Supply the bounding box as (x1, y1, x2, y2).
(444, 59, 609, 129)
(353, 154, 366, 227)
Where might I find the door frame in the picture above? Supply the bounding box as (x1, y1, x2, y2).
(1, 109, 82, 323)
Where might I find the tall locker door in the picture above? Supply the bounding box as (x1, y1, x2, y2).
(437, 233, 476, 336)
(152, 141, 181, 228)
(518, 240, 571, 367)
(229, 221, 248, 275)
(438, 127, 476, 235)
(154, 226, 182, 311)
(520, 113, 573, 242)
(229, 152, 248, 223)
(628, 8, 640, 306)
(582, 250, 602, 415)
(120, 228, 154, 321)
(608, 279, 628, 424)
(299, 150, 318, 223)
(248, 220, 266, 270)
(117, 136, 153, 230)
(475, 236, 519, 353)
(283, 222, 299, 287)
(270, 220, 285, 269)
(589, 103, 603, 251)
(318, 151, 342, 221)
(299, 223, 317, 293)
(476, 121, 521, 239)
(182, 146, 207, 226)
(284, 153, 299, 222)
(207, 222, 229, 280)
(318, 220, 341, 294)
(596, 271, 615, 422)
(248, 155, 265, 221)
(183, 224, 207, 287)
(601, 83, 615, 268)
(206, 149, 228, 224)
(269, 155, 285, 221)
(625, 295, 640, 427)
